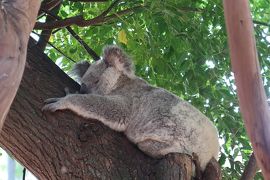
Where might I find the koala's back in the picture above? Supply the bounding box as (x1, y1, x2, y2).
(124, 83, 219, 170)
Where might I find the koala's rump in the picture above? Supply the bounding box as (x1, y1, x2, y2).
(125, 88, 219, 170)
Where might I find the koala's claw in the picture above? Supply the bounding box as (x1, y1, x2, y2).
(64, 87, 70, 95)
(42, 97, 64, 112)
(64, 87, 79, 95)
(44, 98, 61, 104)
(42, 103, 58, 112)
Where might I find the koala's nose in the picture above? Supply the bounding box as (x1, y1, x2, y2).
(80, 83, 88, 94)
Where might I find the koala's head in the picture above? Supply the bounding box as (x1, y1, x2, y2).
(72, 45, 134, 94)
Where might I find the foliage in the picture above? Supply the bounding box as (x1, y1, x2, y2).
(37, 0, 270, 179)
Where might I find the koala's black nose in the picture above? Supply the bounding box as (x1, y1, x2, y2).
(80, 83, 88, 94)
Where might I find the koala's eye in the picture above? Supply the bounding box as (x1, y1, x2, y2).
(94, 80, 99, 84)
(104, 59, 109, 67)
(80, 83, 88, 94)
(104, 59, 112, 67)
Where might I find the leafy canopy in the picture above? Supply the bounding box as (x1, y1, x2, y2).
(38, 0, 270, 179)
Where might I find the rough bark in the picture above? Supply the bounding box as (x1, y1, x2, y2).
(0, 39, 195, 179)
(223, 0, 270, 179)
(0, 0, 40, 129)
(202, 158, 222, 180)
(240, 153, 258, 180)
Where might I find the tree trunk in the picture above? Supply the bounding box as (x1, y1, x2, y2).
(0, 0, 40, 129)
(0, 39, 195, 179)
(223, 0, 270, 178)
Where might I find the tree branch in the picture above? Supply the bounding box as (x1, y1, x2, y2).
(41, 9, 100, 61)
(240, 153, 258, 180)
(32, 31, 76, 63)
(39, 0, 62, 16)
(22, 168, 26, 180)
(68, 0, 108, 2)
(102, 6, 142, 23)
(253, 20, 270, 27)
(66, 27, 100, 61)
(37, 5, 61, 51)
(36, 0, 122, 30)
(223, 0, 270, 178)
(0, 0, 40, 129)
(99, 0, 121, 17)
(34, 5, 143, 29)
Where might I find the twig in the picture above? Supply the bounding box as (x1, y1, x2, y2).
(41, 9, 100, 60)
(103, 6, 142, 22)
(253, 20, 270, 27)
(34, 5, 143, 29)
(47, 42, 76, 63)
(32, 31, 76, 63)
(67, 27, 100, 60)
(36, 0, 121, 29)
(39, 0, 62, 16)
(22, 168, 26, 180)
(47, 41, 76, 63)
(68, 0, 108, 2)
(99, 0, 121, 17)
(240, 153, 258, 180)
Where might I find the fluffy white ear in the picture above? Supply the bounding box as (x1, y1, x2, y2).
(102, 45, 134, 76)
(70, 61, 90, 81)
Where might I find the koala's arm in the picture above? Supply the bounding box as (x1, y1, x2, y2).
(43, 94, 131, 131)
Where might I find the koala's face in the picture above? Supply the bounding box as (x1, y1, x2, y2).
(80, 60, 107, 94)
(73, 45, 134, 94)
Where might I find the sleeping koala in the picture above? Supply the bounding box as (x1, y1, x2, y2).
(43, 45, 219, 170)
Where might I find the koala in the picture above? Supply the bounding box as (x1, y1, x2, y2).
(43, 45, 219, 171)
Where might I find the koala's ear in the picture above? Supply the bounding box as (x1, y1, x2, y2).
(70, 61, 90, 80)
(103, 45, 134, 76)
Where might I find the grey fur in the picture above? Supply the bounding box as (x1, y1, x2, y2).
(70, 61, 90, 82)
(43, 45, 219, 170)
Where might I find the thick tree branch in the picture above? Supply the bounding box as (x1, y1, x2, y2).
(223, 0, 270, 178)
(0, 0, 40, 129)
(241, 153, 258, 180)
(34, 5, 143, 29)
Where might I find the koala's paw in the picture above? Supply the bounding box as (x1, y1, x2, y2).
(42, 97, 65, 112)
(64, 87, 71, 95)
(64, 87, 79, 95)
